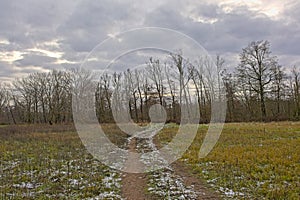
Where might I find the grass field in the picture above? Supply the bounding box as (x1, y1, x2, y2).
(156, 122, 300, 199)
(0, 125, 127, 199)
(0, 122, 299, 199)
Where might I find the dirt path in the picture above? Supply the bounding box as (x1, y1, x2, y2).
(171, 161, 221, 200)
(121, 138, 150, 200)
(121, 137, 220, 200)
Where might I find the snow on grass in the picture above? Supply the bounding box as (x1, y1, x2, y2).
(135, 137, 198, 199)
(219, 187, 245, 198)
(0, 131, 124, 199)
(148, 169, 197, 199)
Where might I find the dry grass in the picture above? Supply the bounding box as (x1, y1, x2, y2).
(156, 122, 300, 199)
(0, 124, 127, 199)
(1, 122, 299, 199)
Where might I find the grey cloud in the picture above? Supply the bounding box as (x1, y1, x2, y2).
(14, 53, 57, 67)
(0, 61, 41, 82)
(0, 0, 300, 81)
(0, 61, 14, 77)
(57, 0, 139, 52)
(144, 1, 300, 58)
(0, 0, 79, 49)
(189, 3, 220, 19)
(273, 34, 300, 55)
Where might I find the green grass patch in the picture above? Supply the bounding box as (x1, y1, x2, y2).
(0, 124, 126, 199)
(155, 122, 300, 199)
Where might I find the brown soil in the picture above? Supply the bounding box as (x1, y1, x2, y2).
(121, 138, 151, 200)
(171, 161, 221, 200)
(121, 138, 221, 200)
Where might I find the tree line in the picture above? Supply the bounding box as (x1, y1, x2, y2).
(0, 40, 300, 125)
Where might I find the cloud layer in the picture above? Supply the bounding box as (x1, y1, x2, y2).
(0, 0, 299, 81)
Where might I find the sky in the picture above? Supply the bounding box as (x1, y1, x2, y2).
(0, 0, 299, 82)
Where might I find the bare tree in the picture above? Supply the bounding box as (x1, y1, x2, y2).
(270, 65, 286, 116)
(135, 69, 144, 122)
(165, 63, 178, 122)
(49, 70, 72, 124)
(124, 69, 139, 122)
(101, 73, 112, 113)
(189, 61, 206, 122)
(130, 70, 139, 122)
(170, 52, 194, 122)
(11, 70, 72, 125)
(0, 83, 14, 123)
(0, 83, 8, 113)
(236, 40, 277, 121)
(13, 78, 33, 123)
(110, 72, 122, 122)
(216, 55, 225, 101)
(141, 71, 150, 121)
(221, 69, 236, 122)
(147, 58, 165, 106)
(292, 66, 300, 118)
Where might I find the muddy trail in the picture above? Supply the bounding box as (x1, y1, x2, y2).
(121, 137, 220, 200)
(121, 138, 151, 200)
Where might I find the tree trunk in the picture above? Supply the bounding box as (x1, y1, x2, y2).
(260, 88, 266, 121)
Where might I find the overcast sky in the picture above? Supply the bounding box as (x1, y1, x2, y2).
(0, 0, 299, 82)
